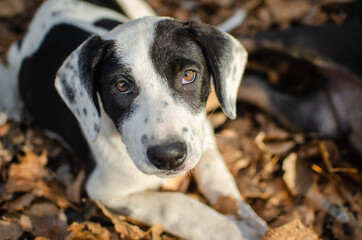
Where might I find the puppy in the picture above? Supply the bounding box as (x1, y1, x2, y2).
(0, 0, 268, 239)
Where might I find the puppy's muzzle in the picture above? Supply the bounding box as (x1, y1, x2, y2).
(147, 140, 187, 170)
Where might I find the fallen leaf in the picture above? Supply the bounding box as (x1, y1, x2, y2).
(0, 122, 11, 137)
(4, 150, 48, 195)
(283, 152, 314, 196)
(0, 0, 24, 18)
(2, 193, 36, 212)
(282, 153, 299, 196)
(96, 201, 153, 240)
(262, 219, 318, 240)
(68, 222, 111, 240)
(263, 140, 296, 155)
(266, 0, 311, 24)
(144, 222, 164, 240)
(209, 111, 228, 129)
(20, 203, 68, 239)
(305, 182, 349, 223)
(0, 220, 24, 240)
(66, 170, 85, 203)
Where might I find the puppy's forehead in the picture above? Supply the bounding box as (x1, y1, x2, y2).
(102, 17, 168, 86)
(103, 16, 163, 62)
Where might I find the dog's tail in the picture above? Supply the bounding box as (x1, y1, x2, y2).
(0, 45, 23, 125)
(115, 0, 156, 19)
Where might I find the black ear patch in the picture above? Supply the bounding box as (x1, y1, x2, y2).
(185, 20, 247, 119)
(55, 35, 117, 141)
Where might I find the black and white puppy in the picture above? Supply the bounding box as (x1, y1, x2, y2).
(0, 0, 267, 239)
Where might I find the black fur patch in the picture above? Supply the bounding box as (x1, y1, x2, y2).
(94, 18, 123, 30)
(184, 20, 234, 115)
(19, 24, 95, 173)
(97, 46, 140, 128)
(150, 20, 211, 114)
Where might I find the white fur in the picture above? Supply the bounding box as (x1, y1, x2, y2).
(0, 61, 22, 124)
(115, 0, 156, 19)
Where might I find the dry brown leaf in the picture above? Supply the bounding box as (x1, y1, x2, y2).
(68, 222, 111, 240)
(282, 153, 299, 196)
(4, 151, 48, 195)
(208, 111, 228, 129)
(66, 170, 85, 203)
(263, 140, 296, 155)
(259, 179, 293, 222)
(262, 219, 318, 240)
(2, 193, 36, 212)
(212, 195, 240, 219)
(267, 0, 311, 24)
(305, 182, 349, 223)
(96, 201, 150, 240)
(0, 0, 24, 18)
(0, 220, 24, 240)
(0, 122, 11, 137)
(283, 152, 314, 197)
(231, 157, 251, 176)
(19, 203, 68, 239)
(24, 202, 58, 216)
(144, 222, 164, 240)
(4, 149, 74, 209)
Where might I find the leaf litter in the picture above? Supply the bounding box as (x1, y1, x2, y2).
(0, 0, 361, 239)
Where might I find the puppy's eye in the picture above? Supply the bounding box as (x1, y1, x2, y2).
(115, 81, 131, 94)
(182, 70, 196, 84)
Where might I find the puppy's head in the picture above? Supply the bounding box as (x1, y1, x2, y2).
(55, 17, 247, 177)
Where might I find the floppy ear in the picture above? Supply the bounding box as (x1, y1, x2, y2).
(55, 35, 109, 142)
(187, 20, 247, 119)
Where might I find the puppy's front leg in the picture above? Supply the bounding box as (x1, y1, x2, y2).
(105, 191, 246, 240)
(193, 121, 268, 239)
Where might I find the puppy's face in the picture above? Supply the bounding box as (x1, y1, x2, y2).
(55, 17, 247, 177)
(99, 19, 210, 176)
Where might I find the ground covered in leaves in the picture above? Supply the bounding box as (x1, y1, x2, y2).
(0, 0, 361, 239)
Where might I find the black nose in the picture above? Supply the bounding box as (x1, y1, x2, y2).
(147, 141, 187, 170)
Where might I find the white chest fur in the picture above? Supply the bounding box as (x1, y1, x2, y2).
(86, 113, 166, 204)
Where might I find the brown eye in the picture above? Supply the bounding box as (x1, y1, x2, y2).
(115, 81, 131, 94)
(182, 70, 196, 84)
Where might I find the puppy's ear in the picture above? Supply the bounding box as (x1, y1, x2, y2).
(55, 35, 110, 142)
(187, 20, 247, 119)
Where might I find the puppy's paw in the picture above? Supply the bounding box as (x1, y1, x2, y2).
(235, 200, 268, 240)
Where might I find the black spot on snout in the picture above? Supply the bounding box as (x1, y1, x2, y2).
(182, 127, 189, 133)
(141, 134, 148, 146)
(83, 108, 88, 116)
(157, 117, 163, 123)
(162, 101, 169, 108)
